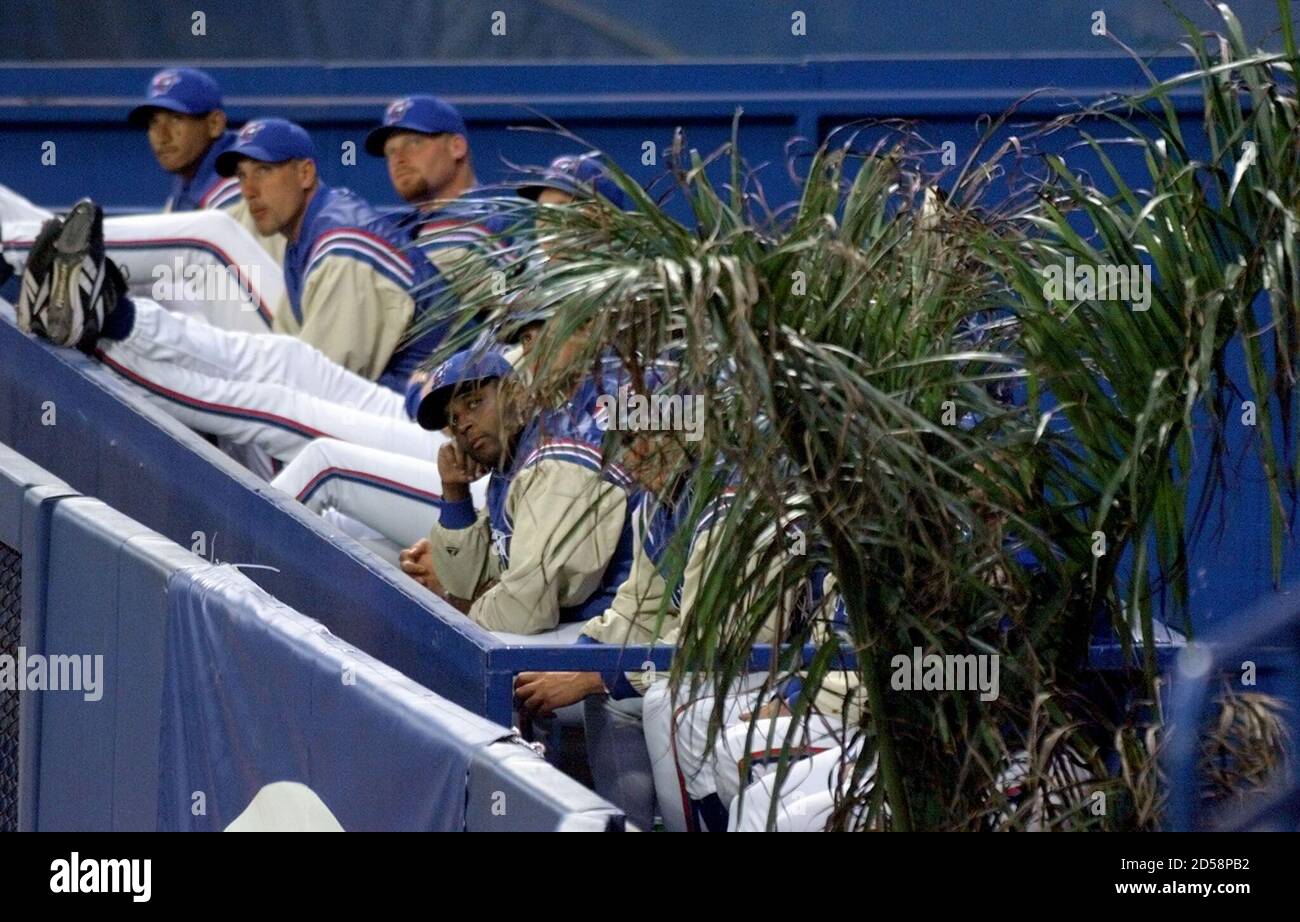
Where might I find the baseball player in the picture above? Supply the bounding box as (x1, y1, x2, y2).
(272, 154, 626, 550)
(128, 67, 286, 264)
(1, 68, 285, 334)
(410, 342, 646, 634)
(509, 430, 692, 830)
(15, 119, 464, 467)
(640, 481, 821, 832)
(365, 95, 522, 306)
(397, 336, 678, 828)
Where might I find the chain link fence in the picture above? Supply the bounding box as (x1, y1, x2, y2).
(0, 541, 21, 832)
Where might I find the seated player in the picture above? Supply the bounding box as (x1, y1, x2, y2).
(510, 430, 692, 830)
(639, 475, 821, 832)
(13, 119, 463, 467)
(409, 337, 642, 635)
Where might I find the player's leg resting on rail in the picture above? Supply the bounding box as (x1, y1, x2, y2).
(4, 205, 282, 334)
(272, 437, 489, 549)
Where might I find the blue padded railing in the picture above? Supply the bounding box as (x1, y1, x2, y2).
(0, 439, 623, 831)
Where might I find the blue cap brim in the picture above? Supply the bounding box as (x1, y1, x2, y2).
(519, 173, 627, 210)
(498, 309, 552, 344)
(128, 98, 206, 127)
(416, 375, 501, 431)
(214, 145, 291, 177)
(517, 176, 584, 200)
(365, 121, 449, 158)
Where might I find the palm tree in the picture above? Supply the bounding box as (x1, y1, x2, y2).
(409, 0, 1297, 829)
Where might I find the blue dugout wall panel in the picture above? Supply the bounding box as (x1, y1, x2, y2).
(0, 441, 623, 831)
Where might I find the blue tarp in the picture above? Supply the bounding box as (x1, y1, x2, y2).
(157, 565, 505, 832)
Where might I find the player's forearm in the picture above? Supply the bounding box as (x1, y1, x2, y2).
(428, 501, 492, 600)
(433, 575, 497, 616)
(580, 559, 674, 646)
(467, 572, 561, 634)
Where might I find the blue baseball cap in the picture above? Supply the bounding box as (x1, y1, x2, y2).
(128, 68, 223, 126)
(365, 96, 468, 157)
(517, 153, 627, 210)
(214, 119, 316, 177)
(417, 347, 514, 431)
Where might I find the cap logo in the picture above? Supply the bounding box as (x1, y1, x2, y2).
(238, 121, 265, 142)
(386, 98, 414, 125)
(150, 70, 180, 97)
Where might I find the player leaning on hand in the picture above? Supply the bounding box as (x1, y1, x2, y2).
(403, 343, 641, 636)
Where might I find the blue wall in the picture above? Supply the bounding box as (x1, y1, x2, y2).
(0, 1, 1286, 61)
(0, 57, 1205, 216)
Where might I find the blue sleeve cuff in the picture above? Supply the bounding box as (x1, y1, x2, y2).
(437, 497, 477, 529)
(607, 672, 641, 700)
(782, 676, 804, 710)
(576, 634, 643, 700)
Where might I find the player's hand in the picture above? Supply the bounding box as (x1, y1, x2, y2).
(399, 538, 444, 594)
(514, 671, 606, 717)
(740, 698, 791, 722)
(437, 439, 485, 503)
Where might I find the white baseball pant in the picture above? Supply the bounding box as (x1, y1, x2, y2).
(727, 743, 873, 832)
(96, 297, 438, 463)
(642, 673, 768, 832)
(711, 711, 848, 810)
(2, 185, 280, 334)
(271, 437, 490, 549)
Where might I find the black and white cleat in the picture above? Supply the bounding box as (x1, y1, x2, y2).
(15, 216, 65, 336)
(42, 198, 125, 352)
